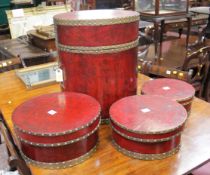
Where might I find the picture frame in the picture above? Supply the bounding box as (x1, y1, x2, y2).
(16, 62, 59, 89)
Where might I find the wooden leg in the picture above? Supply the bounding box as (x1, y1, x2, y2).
(186, 16, 192, 51)
(178, 28, 183, 38)
(159, 19, 165, 64)
(154, 21, 159, 64)
(9, 156, 31, 175)
(204, 75, 210, 102)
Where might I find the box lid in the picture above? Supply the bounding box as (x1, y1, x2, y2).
(54, 9, 139, 26)
(141, 78, 195, 102)
(12, 92, 100, 136)
(110, 95, 187, 134)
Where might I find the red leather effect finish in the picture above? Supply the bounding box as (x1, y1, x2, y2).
(111, 121, 184, 140)
(21, 132, 98, 163)
(56, 22, 139, 47)
(55, 10, 139, 121)
(59, 48, 137, 119)
(15, 118, 100, 144)
(12, 92, 100, 134)
(113, 131, 180, 154)
(110, 95, 187, 158)
(179, 98, 193, 113)
(12, 92, 100, 164)
(141, 78, 195, 113)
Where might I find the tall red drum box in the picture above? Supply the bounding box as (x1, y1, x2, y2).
(54, 10, 140, 122)
(12, 92, 101, 168)
(110, 95, 187, 160)
(141, 78, 195, 116)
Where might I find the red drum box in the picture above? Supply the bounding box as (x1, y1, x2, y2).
(141, 78, 195, 116)
(110, 95, 187, 160)
(12, 92, 100, 168)
(54, 10, 140, 123)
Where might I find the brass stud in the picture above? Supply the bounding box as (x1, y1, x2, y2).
(112, 140, 180, 160)
(173, 71, 177, 75)
(20, 143, 98, 169)
(179, 72, 184, 77)
(15, 114, 101, 136)
(17, 123, 100, 147)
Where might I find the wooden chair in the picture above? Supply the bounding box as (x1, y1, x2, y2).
(0, 111, 32, 175)
(138, 46, 210, 100)
(181, 46, 210, 98)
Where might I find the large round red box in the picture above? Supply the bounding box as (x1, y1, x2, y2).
(110, 95, 187, 160)
(12, 92, 101, 168)
(141, 78, 195, 116)
(54, 10, 139, 122)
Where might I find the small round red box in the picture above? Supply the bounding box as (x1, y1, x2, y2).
(141, 78, 195, 116)
(12, 92, 100, 169)
(54, 10, 139, 122)
(110, 95, 187, 160)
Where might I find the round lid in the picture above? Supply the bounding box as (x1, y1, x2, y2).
(54, 10, 139, 26)
(141, 78, 195, 101)
(12, 92, 100, 136)
(110, 95, 187, 134)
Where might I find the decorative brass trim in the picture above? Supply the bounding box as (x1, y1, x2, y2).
(58, 39, 138, 51)
(110, 117, 186, 135)
(112, 125, 182, 143)
(14, 114, 101, 137)
(176, 96, 194, 103)
(112, 140, 180, 160)
(16, 62, 58, 73)
(54, 15, 140, 26)
(180, 99, 193, 106)
(17, 122, 100, 147)
(21, 143, 98, 169)
(141, 90, 194, 103)
(100, 118, 110, 125)
(58, 39, 139, 54)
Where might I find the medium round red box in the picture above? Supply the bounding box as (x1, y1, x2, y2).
(54, 10, 139, 123)
(110, 95, 187, 160)
(141, 78, 195, 116)
(12, 92, 101, 169)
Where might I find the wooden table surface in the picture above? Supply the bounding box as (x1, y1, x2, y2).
(0, 71, 210, 175)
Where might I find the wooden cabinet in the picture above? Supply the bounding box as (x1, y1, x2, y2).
(95, 0, 133, 9)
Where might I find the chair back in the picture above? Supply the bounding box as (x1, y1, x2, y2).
(182, 46, 210, 97)
(182, 46, 210, 83)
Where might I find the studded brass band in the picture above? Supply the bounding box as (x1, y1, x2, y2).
(112, 125, 182, 143)
(14, 113, 101, 137)
(110, 117, 186, 135)
(54, 15, 140, 26)
(112, 140, 180, 160)
(17, 121, 100, 147)
(21, 143, 98, 169)
(179, 98, 193, 106)
(58, 39, 139, 54)
(100, 118, 110, 125)
(141, 90, 194, 104)
(176, 95, 194, 103)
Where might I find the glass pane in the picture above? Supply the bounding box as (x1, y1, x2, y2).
(136, 0, 187, 15)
